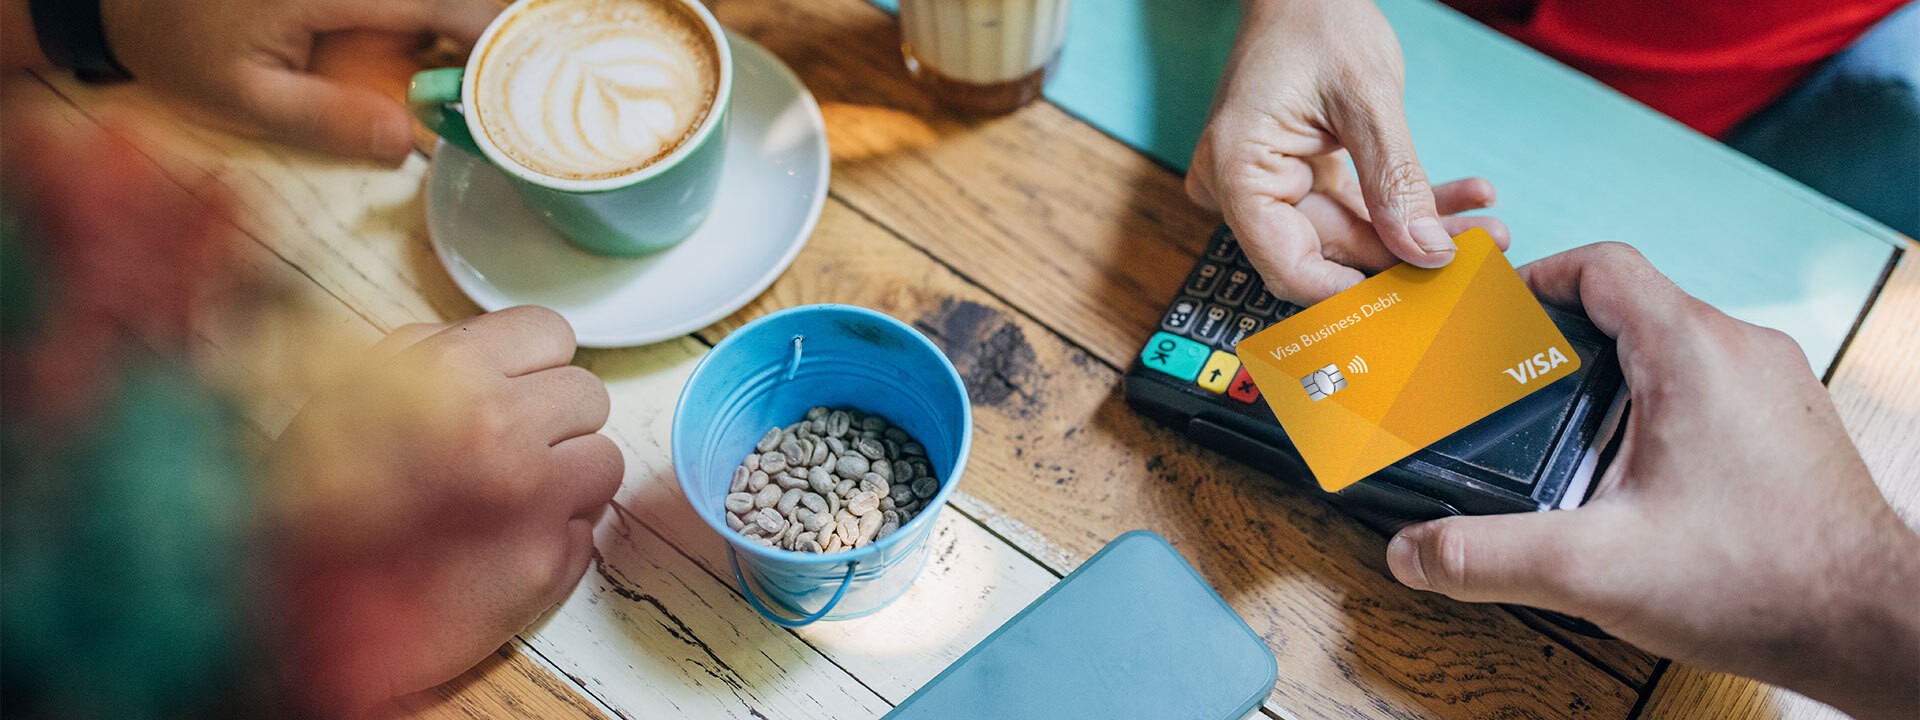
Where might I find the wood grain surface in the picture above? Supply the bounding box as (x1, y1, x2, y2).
(13, 73, 608, 719)
(699, 196, 1640, 717)
(718, 0, 1661, 689)
(384, 641, 608, 720)
(18, 74, 1064, 720)
(18, 0, 1918, 714)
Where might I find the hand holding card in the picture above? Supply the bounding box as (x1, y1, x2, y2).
(1235, 229, 1579, 491)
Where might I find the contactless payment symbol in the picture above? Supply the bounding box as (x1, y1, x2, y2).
(1300, 364, 1348, 401)
(1234, 228, 1582, 492)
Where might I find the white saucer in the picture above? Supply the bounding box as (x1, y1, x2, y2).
(426, 33, 829, 348)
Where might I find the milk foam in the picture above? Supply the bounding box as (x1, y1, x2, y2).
(477, 0, 718, 181)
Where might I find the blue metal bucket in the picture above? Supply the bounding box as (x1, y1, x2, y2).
(673, 304, 972, 626)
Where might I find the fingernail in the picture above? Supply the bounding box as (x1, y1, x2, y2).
(1411, 217, 1456, 256)
(1387, 534, 1429, 591)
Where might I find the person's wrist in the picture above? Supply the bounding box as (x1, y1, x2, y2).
(1793, 521, 1920, 720)
(1840, 528, 1920, 719)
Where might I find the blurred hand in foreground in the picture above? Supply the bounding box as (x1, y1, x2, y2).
(274, 307, 622, 712)
(95, 0, 501, 162)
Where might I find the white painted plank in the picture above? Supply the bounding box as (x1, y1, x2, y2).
(532, 497, 895, 718)
(30, 71, 1066, 716)
(575, 342, 1061, 705)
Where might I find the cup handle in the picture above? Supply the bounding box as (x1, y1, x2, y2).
(407, 68, 483, 156)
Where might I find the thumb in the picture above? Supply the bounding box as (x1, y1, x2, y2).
(238, 68, 415, 165)
(1336, 95, 1456, 268)
(1387, 512, 1591, 611)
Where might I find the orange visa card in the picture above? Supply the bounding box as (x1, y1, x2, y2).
(1234, 229, 1578, 492)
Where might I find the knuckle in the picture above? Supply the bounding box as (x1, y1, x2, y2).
(558, 364, 606, 395)
(1681, 305, 1762, 365)
(1422, 520, 1475, 595)
(580, 433, 625, 486)
(1587, 241, 1645, 266)
(466, 400, 515, 451)
(516, 538, 567, 600)
(560, 366, 612, 425)
(1378, 156, 1426, 196)
(1744, 324, 1802, 359)
(1580, 242, 1652, 283)
(1370, 157, 1431, 215)
(503, 304, 572, 335)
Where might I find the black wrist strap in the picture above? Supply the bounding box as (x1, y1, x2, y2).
(29, 0, 133, 83)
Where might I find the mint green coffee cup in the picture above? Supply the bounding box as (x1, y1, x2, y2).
(407, 0, 733, 257)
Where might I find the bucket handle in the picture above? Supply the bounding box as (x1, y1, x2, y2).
(784, 335, 804, 381)
(727, 546, 858, 627)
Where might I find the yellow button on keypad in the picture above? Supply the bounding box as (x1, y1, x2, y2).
(1196, 351, 1241, 394)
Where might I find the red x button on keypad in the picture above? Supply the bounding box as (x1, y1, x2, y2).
(1226, 366, 1261, 404)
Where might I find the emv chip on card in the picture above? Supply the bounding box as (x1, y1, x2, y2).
(1234, 229, 1580, 492)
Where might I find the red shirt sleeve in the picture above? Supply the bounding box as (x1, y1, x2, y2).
(1444, 0, 1908, 136)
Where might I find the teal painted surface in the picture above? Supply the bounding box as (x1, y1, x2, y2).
(869, 0, 1901, 372)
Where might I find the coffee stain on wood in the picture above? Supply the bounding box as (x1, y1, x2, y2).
(913, 299, 1043, 417)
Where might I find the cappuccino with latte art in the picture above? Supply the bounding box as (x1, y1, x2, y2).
(409, 0, 732, 255)
(474, 0, 721, 181)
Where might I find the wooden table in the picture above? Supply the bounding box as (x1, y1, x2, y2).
(23, 0, 1917, 715)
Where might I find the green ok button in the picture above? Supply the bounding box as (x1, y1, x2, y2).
(1140, 332, 1210, 381)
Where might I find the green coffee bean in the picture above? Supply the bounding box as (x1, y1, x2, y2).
(808, 466, 835, 494)
(804, 511, 832, 532)
(777, 488, 803, 514)
(761, 452, 789, 474)
(848, 491, 880, 516)
(727, 407, 938, 553)
(753, 508, 785, 534)
(755, 484, 782, 509)
(835, 453, 869, 479)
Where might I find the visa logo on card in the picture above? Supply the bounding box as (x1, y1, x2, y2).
(1234, 229, 1579, 492)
